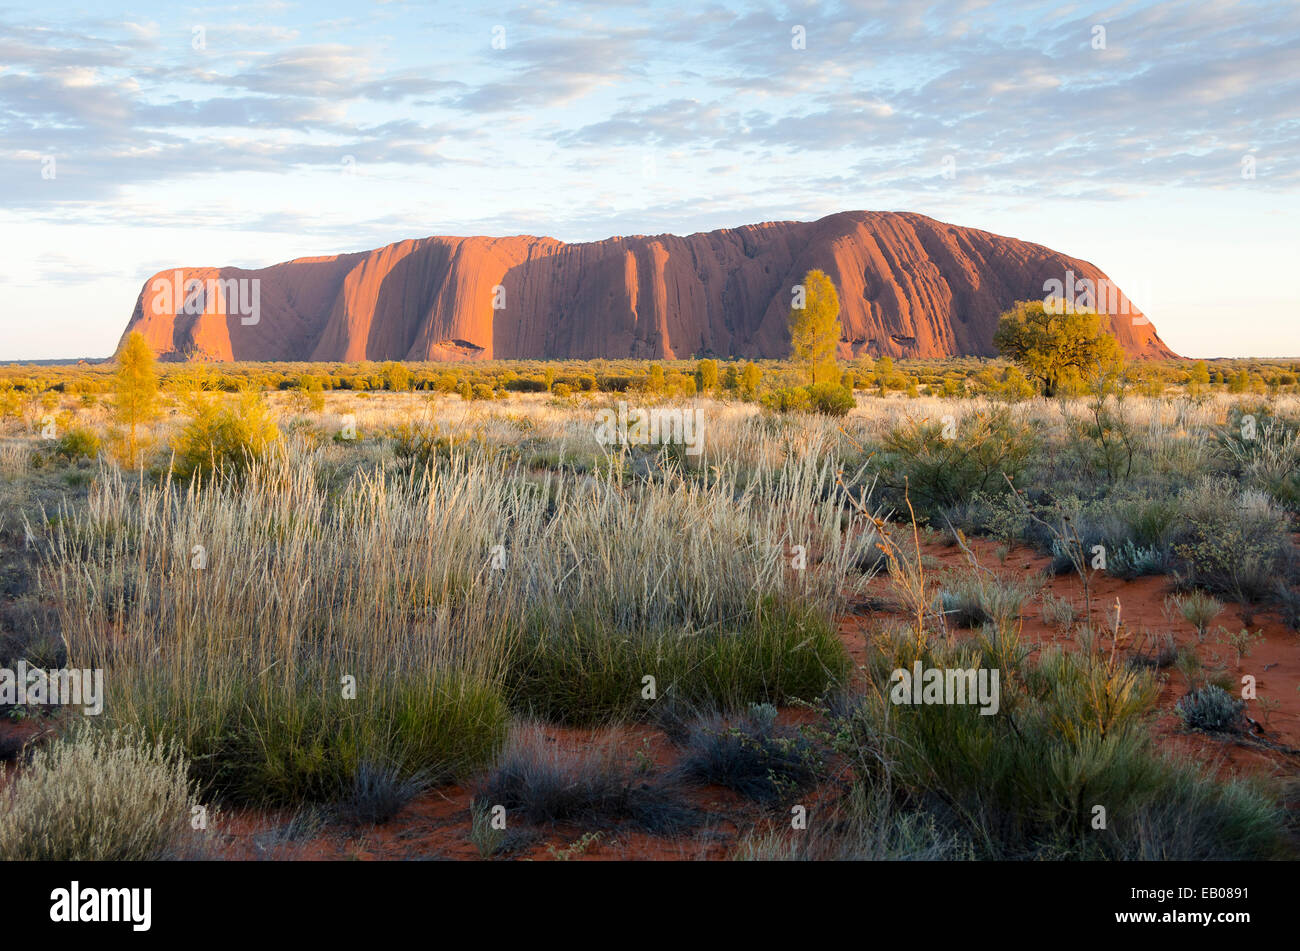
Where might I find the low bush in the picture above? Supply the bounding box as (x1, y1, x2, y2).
(763, 386, 812, 414)
(1171, 480, 1291, 604)
(878, 408, 1037, 517)
(673, 703, 820, 803)
(53, 426, 101, 461)
(936, 573, 1032, 630)
(0, 727, 202, 861)
(335, 760, 432, 826)
(1176, 685, 1246, 733)
(172, 390, 280, 481)
(831, 631, 1287, 859)
(731, 787, 972, 860)
(474, 725, 700, 834)
(805, 382, 855, 417)
(390, 419, 456, 470)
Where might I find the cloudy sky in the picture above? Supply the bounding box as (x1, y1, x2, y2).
(2, 0, 1297, 359)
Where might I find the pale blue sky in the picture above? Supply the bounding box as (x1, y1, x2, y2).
(2, 0, 1297, 359)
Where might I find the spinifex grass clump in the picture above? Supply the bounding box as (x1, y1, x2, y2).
(506, 600, 848, 724)
(474, 723, 700, 834)
(46, 449, 524, 805)
(45, 442, 867, 803)
(500, 456, 865, 723)
(673, 702, 821, 803)
(935, 571, 1034, 630)
(112, 658, 507, 805)
(1176, 685, 1246, 734)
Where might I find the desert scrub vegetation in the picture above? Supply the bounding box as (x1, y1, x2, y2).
(831, 626, 1289, 860)
(499, 453, 870, 723)
(171, 388, 281, 481)
(875, 406, 1037, 518)
(0, 727, 204, 861)
(1176, 685, 1247, 734)
(45, 452, 521, 805)
(42, 438, 869, 804)
(474, 723, 700, 835)
(935, 570, 1036, 631)
(7, 364, 1299, 858)
(673, 702, 821, 804)
(731, 787, 974, 861)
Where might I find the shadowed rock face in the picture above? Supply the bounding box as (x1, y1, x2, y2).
(120, 211, 1176, 362)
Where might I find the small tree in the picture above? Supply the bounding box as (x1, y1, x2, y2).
(292, 373, 326, 413)
(645, 364, 666, 394)
(740, 362, 762, 400)
(111, 331, 161, 467)
(695, 359, 719, 393)
(993, 301, 1123, 398)
(381, 361, 411, 392)
(788, 269, 841, 384)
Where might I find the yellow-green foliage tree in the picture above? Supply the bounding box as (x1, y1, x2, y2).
(1188, 360, 1211, 396)
(111, 331, 161, 467)
(695, 359, 719, 393)
(992, 301, 1123, 398)
(740, 362, 761, 400)
(788, 269, 841, 384)
(172, 389, 279, 482)
(645, 364, 666, 395)
(381, 361, 412, 391)
(292, 372, 326, 412)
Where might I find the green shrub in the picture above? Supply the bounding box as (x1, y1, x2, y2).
(763, 386, 811, 413)
(1176, 685, 1245, 733)
(879, 408, 1037, 516)
(1172, 481, 1290, 603)
(172, 390, 280, 481)
(390, 419, 455, 469)
(806, 382, 855, 416)
(54, 426, 101, 461)
(832, 631, 1286, 859)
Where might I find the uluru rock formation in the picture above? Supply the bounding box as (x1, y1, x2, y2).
(120, 211, 1175, 362)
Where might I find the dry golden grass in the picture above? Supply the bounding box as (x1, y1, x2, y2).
(0, 726, 203, 860)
